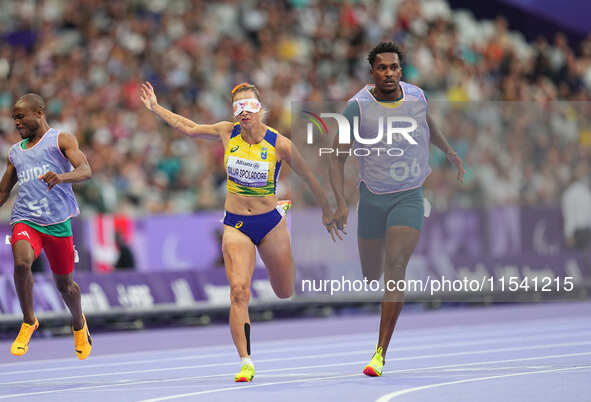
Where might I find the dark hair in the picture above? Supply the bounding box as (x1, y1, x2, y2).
(367, 42, 404, 67)
(231, 82, 261, 101)
(17, 93, 46, 113)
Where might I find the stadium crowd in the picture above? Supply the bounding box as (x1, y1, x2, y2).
(0, 0, 590, 218)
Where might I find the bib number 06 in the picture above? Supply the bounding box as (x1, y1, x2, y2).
(390, 158, 421, 181)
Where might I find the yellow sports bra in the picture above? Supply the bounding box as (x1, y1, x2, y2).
(224, 123, 282, 196)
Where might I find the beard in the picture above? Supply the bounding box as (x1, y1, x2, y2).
(380, 86, 397, 94)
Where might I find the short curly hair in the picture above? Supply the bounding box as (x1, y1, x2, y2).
(367, 42, 404, 67)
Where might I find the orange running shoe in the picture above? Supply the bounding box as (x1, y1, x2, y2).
(73, 315, 92, 360)
(11, 319, 39, 356)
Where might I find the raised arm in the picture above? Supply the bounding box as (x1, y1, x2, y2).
(40, 133, 92, 190)
(276, 135, 341, 241)
(140, 81, 232, 140)
(0, 158, 18, 207)
(428, 113, 465, 184)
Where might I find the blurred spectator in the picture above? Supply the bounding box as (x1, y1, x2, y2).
(0, 0, 589, 218)
(114, 232, 136, 270)
(561, 161, 591, 250)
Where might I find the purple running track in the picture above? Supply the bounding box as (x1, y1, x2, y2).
(0, 302, 590, 402)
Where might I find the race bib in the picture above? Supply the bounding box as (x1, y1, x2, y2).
(227, 156, 269, 187)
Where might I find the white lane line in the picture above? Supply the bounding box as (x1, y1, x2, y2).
(2, 315, 591, 369)
(441, 366, 552, 372)
(66, 350, 591, 387)
(137, 374, 363, 402)
(0, 338, 378, 377)
(1, 345, 590, 399)
(0, 373, 363, 401)
(138, 365, 591, 402)
(2, 328, 591, 386)
(0, 330, 591, 386)
(0, 332, 377, 369)
(375, 365, 591, 402)
(2, 318, 591, 370)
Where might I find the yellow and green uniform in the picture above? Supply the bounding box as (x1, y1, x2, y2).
(225, 122, 282, 196)
(222, 123, 287, 245)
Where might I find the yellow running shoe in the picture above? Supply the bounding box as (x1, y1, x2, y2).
(11, 319, 39, 356)
(363, 346, 384, 377)
(73, 315, 92, 360)
(234, 363, 255, 382)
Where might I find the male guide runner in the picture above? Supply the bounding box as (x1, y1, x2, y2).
(330, 42, 465, 376)
(0, 93, 93, 359)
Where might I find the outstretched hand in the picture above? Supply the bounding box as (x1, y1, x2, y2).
(323, 207, 347, 242)
(139, 82, 158, 111)
(447, 151, 465, 184)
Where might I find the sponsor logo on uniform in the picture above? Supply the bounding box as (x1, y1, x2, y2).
(17, 231, 30, 239)
(235, 221, 244, 229)
(230, 145, 239, 153)
(227, 157, 269, 187)
(261, 147, 268, 160)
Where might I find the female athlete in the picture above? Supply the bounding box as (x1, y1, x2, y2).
(140, 82, 338, 382)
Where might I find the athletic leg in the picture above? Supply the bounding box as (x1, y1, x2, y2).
(357, 182, 387, 282)
(257, 217, 295, 299)
(10, 224, 42, 356)
(44, 234, 91, 359)
(53, 272, 92, 359)
(358, 237, 385, 282)
(363, 188, 424, 376)
(12, 240, 37, 325)
(53, 273, 83, 330)
(378, 225, 421, 358)
(44, 235, 83, 330)
(223, 225, 257, 358)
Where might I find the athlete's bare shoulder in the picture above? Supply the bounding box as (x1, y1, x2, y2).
(57, 131, 79, 150)
(216, 121, 235, 137)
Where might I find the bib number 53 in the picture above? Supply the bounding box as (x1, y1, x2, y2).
(27, 197, 51, 217)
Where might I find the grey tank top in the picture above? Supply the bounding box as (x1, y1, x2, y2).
(9, 128, 80, 226)
(350, 82, 431, 194)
